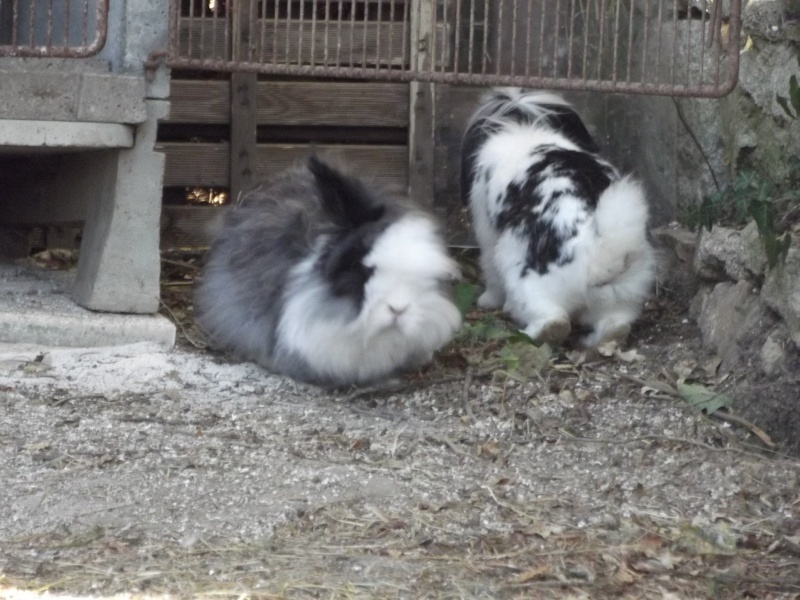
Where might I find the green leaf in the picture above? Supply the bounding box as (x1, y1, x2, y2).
(453, 281, 478, 318)
(461, 319, 515, 341)
(777, 75, 800, 119)
(763, 232, 792, 270)
(499, 342, 552, 380)
(790, 74, 800, 114)
(777, 95, 795, 119)
(679, 523, 737, 555)
(504, 329, 539, 345)
(677, 381, 732, 414)
(747, 198, 775, 238)
(498, 345, 520, 372)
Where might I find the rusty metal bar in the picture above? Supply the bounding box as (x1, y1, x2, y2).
(160, 0, 742, 99)
(0, 0, 108, 58)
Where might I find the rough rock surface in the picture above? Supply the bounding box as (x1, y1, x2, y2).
(762, 247, 800, 346)
(693, 280, 777, 371)
(693, 223, 767, 283)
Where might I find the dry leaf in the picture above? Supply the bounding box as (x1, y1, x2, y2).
(672, 359, 696, 379)
(516, 564, 551, 583)
(479, 441, 502, 459)
(24, 442, 52, 452)
(638, 533, 665, 557)
(615, 348, 644, 362)
(613, 561, 640, 583)
(526, 522, 564, 539)
(597, 341, 618, 357)
(631, 558, 669, 573)
(703, 356, 722, 379)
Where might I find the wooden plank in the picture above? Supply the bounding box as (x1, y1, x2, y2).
(166, 80, 231, 124)
(159, 142, 230, 187)
(161, 142, 409, 189)
(166, 80, 409, 127)
(407, 0, 436, 206)
(229, 3, 259, 201)
(257, 81, 409, 127)
(408, 81, 435, 206)
(230, 73, 258, 201)
(175, 19, 449, 68)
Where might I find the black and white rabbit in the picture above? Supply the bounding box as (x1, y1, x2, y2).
(461, 88, 655, 346)
(194, 156, 462, 387)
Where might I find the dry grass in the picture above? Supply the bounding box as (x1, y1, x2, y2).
(3, 475, 800, 599)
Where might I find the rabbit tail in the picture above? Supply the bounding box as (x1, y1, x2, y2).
(580, 176, 656, 347)
(588, 177, 653, 288)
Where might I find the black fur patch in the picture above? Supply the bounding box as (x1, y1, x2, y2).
(307, 156, 392, 310)
(319, 227, 380, 309)
(538, 105, 601, 154)
(460, 96, 600, 206)
(495, 146, 617, 276)
(309, 155, 385, 227)
(460, 127, 489, 206)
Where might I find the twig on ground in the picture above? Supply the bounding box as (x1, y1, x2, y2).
(161, 257, 201, 271)
(462, 368, 474, 420)
(711, 411, 776, 448)
(158, 299, 207, 349)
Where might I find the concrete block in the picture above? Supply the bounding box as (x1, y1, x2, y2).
(0, 264, 175, 348)
(0, 71, 82, 121)
(0, 70, 146, 124)
(72, 99, 169, 314)
(0, 310, 176, 348)
(0, 57, 111, 74)
(124, 0, 171, 100)
(77, 73, 148, 123)
(0, 120, 134, 150)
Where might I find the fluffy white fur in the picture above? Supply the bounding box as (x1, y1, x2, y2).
(195, 157, 463, 387)
(277, 214, 462, 384)
(464, 89, 656, 346)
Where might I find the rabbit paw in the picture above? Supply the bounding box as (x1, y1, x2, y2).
(477, 288, 505, 309)
(524, 317, 571, 344)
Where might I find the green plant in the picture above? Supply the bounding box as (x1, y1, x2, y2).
(776, 52, 800, 120)
(685, 171, 793, 269)
(452, 281, 553, 380)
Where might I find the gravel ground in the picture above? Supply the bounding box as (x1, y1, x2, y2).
(1, 345, 799, 597)
(1, 264, 800, 599)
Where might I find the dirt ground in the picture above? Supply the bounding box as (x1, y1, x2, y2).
(1, 253, 800, 600)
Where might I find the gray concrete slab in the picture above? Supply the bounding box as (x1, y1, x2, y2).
(0, 262, 175, 348)
(72, 99, 169, 314)
(0, 120, 134, 151)
(0, 69, 147, 124)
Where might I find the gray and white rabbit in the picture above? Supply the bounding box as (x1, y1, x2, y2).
(461, 88, 656, 346)
(194, 155, 462, 386)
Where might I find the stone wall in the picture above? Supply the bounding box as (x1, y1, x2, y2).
(674, 0, 800, 216)
(673, 0, 800, 368)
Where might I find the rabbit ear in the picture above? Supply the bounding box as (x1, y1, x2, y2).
(308, 156, 385, 227)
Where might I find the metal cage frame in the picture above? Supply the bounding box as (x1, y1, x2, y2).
(0, 0, 109, 58)
(161, 0, 742, 98)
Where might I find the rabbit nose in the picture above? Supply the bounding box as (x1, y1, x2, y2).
(389, 303, 409, 316)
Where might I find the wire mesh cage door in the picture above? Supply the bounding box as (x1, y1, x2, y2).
(167, 0, 742, 97)
(0, 0, 109, 58)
